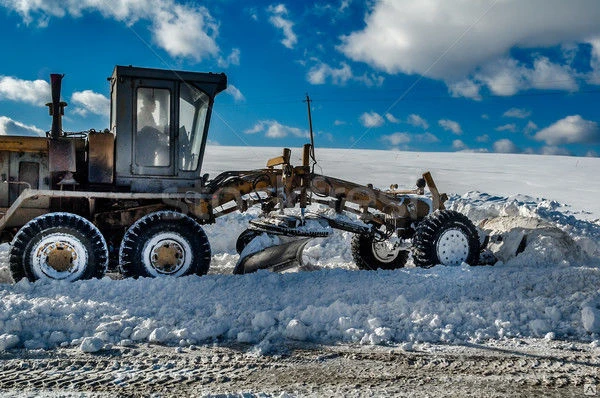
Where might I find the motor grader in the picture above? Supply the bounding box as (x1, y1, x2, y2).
(0, 65, 480, 282)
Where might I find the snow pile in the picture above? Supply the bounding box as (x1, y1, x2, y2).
(0, 260, 599, 353)
(0, 192, 599, 353)
(0, 149, 599, 353)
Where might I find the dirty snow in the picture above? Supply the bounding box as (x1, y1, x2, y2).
(0, 148, 599, 354)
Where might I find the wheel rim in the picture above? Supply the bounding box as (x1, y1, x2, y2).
(436, 228, 469, 266)
(142, 232, 192, 277)
(371, 240, 401, 263)
(31, 233, 88, 281)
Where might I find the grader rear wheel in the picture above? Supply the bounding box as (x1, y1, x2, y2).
(119, 211, 211, 278)
(9, 212, 109, 282)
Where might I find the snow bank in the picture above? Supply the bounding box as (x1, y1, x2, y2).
(0, 260, 599, 353)
(0, 148, 599, 353)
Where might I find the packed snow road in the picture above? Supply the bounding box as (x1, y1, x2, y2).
(0, 339, 598, 397)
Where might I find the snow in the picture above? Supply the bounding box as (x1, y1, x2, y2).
(0, 147, 599, 353)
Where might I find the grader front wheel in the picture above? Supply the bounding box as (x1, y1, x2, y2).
(351, 234, 409, 270)
(119, 211, 211, 278)
(412, 210, 480, 268)
(9, 213, 109, 282)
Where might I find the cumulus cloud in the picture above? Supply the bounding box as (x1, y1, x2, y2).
(493, 138, 521, 153)
(438, 119, 462, 135)
(385, 113, 399, 123)
(0, 116, 44, 136)
(496, 124, 517, 133)
(307, 62, 352, 85)
(534, 115, 600, 145)
(381, 132, 410, 146)
(339, 0, 599, 96)
(381, 131, 439, 147)
(476, 134, 490, 143)
(359, 111, 385, 128)
(71, 90, 110, 117)
(452, 139, 467, 151)
(540, 146, 572, 156)
(407, 114, 429, 129)
(307, 61, 383, 86)
(225, 84, 245, 102)
(504, 108, 531, 119)
(267, 4, 297, 49)
(0, 76, 49, 106)
(2, 0, 221, 62)
(244, 120, 308, 139)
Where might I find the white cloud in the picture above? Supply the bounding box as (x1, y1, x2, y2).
(495, 124, 517, 133)
(339, 0, 599, 97)
(586, 149, 598, 157)
(540, 146, 572, 156)
(267, 4, 297, 49)
(381, 131, 439, 146)
(589, 37, 600, 84)
(2, 0, 221, 62)
(359, 111, 385, 128)
(307, 61, 383, 87)
(534, 115, 600, 145)
(334, 120, 346, 126)
(307, 62, 352, 85)
(339, 0, 600, 78)
(381, 132, 410, 146)
(225, 84, 245, 102)
(385, 113, 399, 124)
(448, 79, 482, 100)
(524, 121, 538, 134)
(218, 48, 241, 68)
(407, 114, 428, 129)
(244, 120, 308, 139)
(452, 139, 467, 151)
(504, 108, 531, 119)
(415, 132, 439, 143)
(493, 138, 521, 153)
(0, 76, 49, 106)
(438, 119, 462, 135)
(476, 134, 490, 143)
(0, 116, 44, 136)
(71, 90, 110, 117)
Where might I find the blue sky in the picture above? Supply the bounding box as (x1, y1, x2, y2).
(0, 0, 599, 157)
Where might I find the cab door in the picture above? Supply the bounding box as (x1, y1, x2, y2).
(131, 80, 176, 176)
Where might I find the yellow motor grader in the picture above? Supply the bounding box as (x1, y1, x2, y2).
(0, 66, 480, 282)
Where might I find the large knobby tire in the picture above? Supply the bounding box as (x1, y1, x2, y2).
(9, 212, 108, 282)
(412, 210, 480, 268)
(119, 211, 211, 278)
(351, 234, 409, 270)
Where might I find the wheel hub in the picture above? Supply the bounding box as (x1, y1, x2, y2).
(372, 240, 401, 263)
(31, 233, 88, 280)
(142, 232, 192, 276)
(45, 243, 77, 272)
(436, 228, 469, 266)
(151, 240, 185, 272)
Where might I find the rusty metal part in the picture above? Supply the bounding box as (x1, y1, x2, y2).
(88, 130, 114, 184)
(45, 243, 76, 272)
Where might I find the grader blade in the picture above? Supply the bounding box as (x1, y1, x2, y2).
(233, 236, 313, 274)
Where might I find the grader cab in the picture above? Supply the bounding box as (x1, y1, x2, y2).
(0, 66, 481, 283)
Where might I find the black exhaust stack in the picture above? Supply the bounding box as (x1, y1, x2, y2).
(47, 74, 67, 139)
(46, 73, 77, 177)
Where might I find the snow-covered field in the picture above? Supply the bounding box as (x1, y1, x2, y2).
(0, 147, 599, 355)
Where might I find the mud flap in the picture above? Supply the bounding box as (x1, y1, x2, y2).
(233, 236, 313, 274)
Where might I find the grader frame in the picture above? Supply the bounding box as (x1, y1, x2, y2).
(0, 66, 479, 283)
